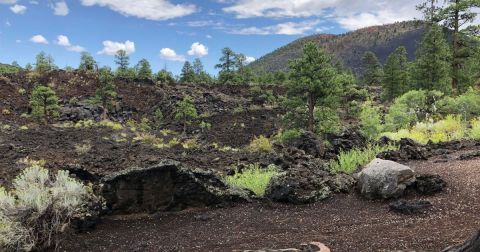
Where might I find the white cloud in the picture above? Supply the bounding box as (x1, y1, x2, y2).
(160, 48, 186, 62)
(0, 0, 17, 4)
(245, 56, 255, 64)
(10, 4, 26, 14)
(98, 40, 135, 55)
(67, 45, 86, 52)
(206, 34, 213, 39)
(56, 35, 86, 53)
(29, 1, 39, 4)
(15, 39, 21, 43)
(30, 35, 48, 44)
(187, 42, 208, 57)
(53, 1, 69, 16)
(230, 20, 320, 35)
(56, 35, 71, 46)
(222, 0, 425, 30)
(5, 20, 11, 27)
(80, 0, 197, 20)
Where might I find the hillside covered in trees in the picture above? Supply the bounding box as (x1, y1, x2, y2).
(249, 21, 426, 75)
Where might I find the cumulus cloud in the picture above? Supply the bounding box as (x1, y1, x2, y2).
(222, 0, 425, 30)
(187, 42, 208, 57)
(245, 56, 255, 64)
(230, 20, 320, 35)
(10, 4, 26, 14)
(30, 35, 48, 44)
(80, 0, 197, 20)
(98, 40, 135, 55)
(55, 35, 85, 52)
(160, 48, 186, 62)
(52, 1, 69, 16)
(56, 35, 71, 46)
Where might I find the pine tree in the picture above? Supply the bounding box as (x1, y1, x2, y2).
(30, 86, 60, 124)
(135, 59, 153, 80)
(35, 52, 56, 73)
(79, 52, 97, 72)
(383, 46, 410, 101)
(192, 58, 205, 76)
(175, 95, 198, 134)
(114, 50, 129, 77)
(412, 24, 451, 93)
(361, 51, 384, 86)
(180, 61, 195, 83)
(95, 68, 117, 119)
(418, 0, 480, 92)
(156, 69, 176, 85)
(215, 47, 237, 84)
(288, 42, 342, 132)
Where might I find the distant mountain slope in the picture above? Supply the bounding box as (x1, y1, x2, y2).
(249, 21, 425, 75)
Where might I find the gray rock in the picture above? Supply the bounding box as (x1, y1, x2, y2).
(444, 230, 480, 252)
(101, 160, 250, 213)
(357, 158, 415, 199)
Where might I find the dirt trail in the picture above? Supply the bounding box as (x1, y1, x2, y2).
(58, 151, 480, 252)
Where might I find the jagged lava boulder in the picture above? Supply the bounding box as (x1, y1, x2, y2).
(101, 160, 250, 214)
(357, 158, 416, 199)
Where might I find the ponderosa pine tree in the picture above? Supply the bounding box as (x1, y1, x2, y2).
(30, 85, 60, 124)
(361, 51, 384, 86)
(175, 95, 198, 134)
(135, 59, 153, 80)
(412, 24, 451, 93)
(287, 42, 342, 132)
(95, 67, 117, 119)
(156, 69, 176, 85)
(180, 61, 195, 83)
(35, 52, 56, 73)
(215, 47, 237, 84)
(383, 46, 410, 101)
(114, 50, 129, 78)
(418, 0, 480, 92)
(79, 52, 97, 72)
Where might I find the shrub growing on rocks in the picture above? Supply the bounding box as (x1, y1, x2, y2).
(0, 165, 97, 251)
(226, 164, 278, 197)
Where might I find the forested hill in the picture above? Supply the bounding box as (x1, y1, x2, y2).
(249, 21, 425, 75)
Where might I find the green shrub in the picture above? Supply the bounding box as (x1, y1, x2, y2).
(383, 115, 466, 144)
(438, 88, 480, 122)
(247, 135, 273, 153)
(359, 100, 383, 140)
(276, 128, 304, 143)
(0, 165, 94, 251)
(29, 86, 60, 123)
(329, 144, 398, 174)
(469, 118, 480, 140)
(225, 164, 278, 197)
(315, 107, 340, 134)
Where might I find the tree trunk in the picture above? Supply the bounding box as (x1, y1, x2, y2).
(452, 1, 460, 93)
(307, 94, 315, 132)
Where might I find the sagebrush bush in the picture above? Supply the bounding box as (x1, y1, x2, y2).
(247, 135, 273, 153)
(329, 144, 398, 174)
(225, 164, 278, 197)
(0, 165, 94, 251)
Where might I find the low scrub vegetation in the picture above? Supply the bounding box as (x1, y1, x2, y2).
(247, 135, 273, 153)
(0, 164, 95, 251)
(329, 144, 398, 174)
(225, 164, 278, 197)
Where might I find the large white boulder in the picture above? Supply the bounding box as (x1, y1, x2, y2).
(357, 158, 415, 199)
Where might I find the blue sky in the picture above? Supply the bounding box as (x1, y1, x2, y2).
(0, 0, 427, 75)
